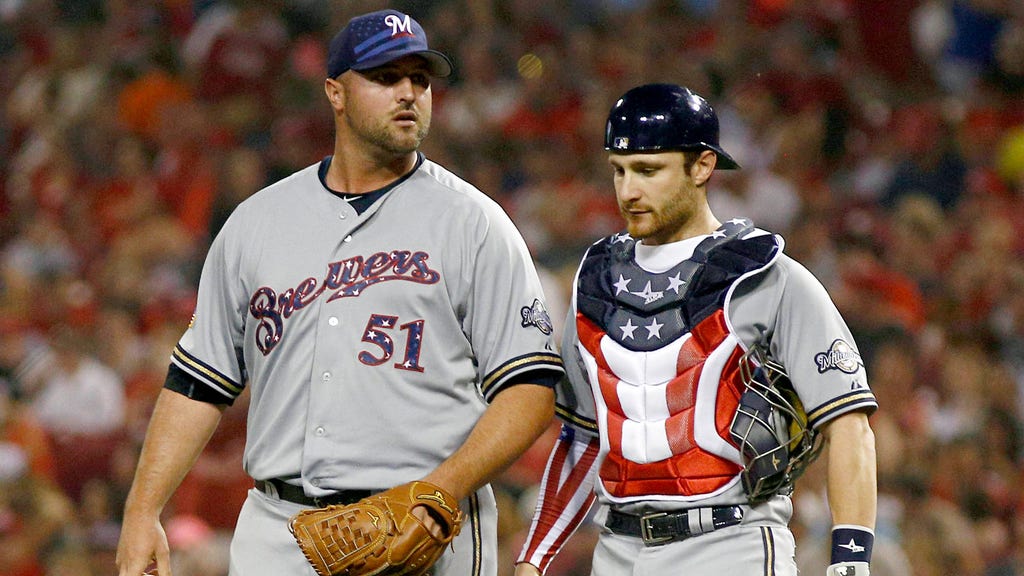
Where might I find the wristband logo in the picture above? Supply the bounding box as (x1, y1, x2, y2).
(838, 538, 865, 554)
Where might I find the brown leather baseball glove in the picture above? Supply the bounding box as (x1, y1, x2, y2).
(288, 480, 463, 576)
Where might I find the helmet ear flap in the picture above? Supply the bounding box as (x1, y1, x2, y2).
(729, 339, 823, 504)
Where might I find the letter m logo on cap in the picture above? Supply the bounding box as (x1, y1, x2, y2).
(384, 13, 413, 37)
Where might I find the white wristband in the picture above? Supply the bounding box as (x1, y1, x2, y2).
(826, 561, 870, 576)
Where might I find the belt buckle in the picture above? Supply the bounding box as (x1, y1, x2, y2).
(639, 512, 672, 545)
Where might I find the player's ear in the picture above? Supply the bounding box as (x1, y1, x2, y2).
(325, 78, 344, 109)
(691, 150, 717, 186)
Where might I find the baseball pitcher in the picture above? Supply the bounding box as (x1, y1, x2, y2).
(116, 10, 563, 576)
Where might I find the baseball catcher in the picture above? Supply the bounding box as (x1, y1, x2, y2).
(514, 83, 878, 576)
(289, 481, 464, 576)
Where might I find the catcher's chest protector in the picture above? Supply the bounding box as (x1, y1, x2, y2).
(575, 224, 780, 499)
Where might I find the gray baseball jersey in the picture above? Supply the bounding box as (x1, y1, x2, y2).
(518, 219, 876, 574)
(170, 155, 563, 495)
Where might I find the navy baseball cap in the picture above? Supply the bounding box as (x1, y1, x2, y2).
(327, 10, 453, 79)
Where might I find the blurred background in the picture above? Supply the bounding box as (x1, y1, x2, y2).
(1, 0, 1023, 575)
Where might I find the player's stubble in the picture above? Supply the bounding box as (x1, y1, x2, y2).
(618, 183, 699, 244)
(344, 91, 431, 157)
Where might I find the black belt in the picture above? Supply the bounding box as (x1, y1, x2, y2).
(255, 478, 371, 508)
(605, 505, 745, 545)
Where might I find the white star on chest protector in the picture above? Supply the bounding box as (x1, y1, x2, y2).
(619, 319, 638, 340)
(666, 272, 686, 294)
(645, 318, 663, 339)
(631, 281, 664, 304)
(613, 275, 631, 295)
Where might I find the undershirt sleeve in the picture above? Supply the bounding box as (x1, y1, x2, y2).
(163, 363, 235, 406)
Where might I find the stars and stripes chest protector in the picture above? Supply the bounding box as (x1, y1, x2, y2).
(575, 225, 780, 500)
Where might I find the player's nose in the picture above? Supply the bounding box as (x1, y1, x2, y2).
(394, 76, 418, 103)
(615, 174, 644, 202)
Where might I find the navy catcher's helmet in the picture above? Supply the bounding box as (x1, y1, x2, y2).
(605, 83, 740, 169)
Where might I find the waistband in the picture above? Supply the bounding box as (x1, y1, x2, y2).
(605, 505, 745, 546)
(255, 478, 372, 508)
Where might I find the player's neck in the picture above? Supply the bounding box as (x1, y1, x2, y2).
(326, 146, 418, 194)
(681, 210, 722, 240)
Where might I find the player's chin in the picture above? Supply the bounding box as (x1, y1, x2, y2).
(396, 125, 428, 148)
(623, 215, 654, 239)
(383, 133, 425, 155)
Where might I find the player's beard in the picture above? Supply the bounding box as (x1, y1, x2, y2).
(619, 191, 694, 244)
(346, 106, 430, 157)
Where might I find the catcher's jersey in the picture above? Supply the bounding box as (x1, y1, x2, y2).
(557, 218, 876, 509)
(171, 155, 563, 496)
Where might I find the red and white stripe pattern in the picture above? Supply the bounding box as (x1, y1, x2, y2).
(516, 426, 600, 572)
(577, 310, 745, 502)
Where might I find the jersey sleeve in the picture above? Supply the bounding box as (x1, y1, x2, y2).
(554, 306, 600, 435)
(734, 255, 877, 429)
(462, 205, 563, 402)
(168, 212, 250, 403)
(516, 424, 600, 573)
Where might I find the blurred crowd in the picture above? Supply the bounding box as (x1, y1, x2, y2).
(1, 0, 1024, 575)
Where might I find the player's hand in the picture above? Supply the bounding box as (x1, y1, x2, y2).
(514, 562, 542, 576)
(411, 504, 445, 539)
(116, 512, 171, 576)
